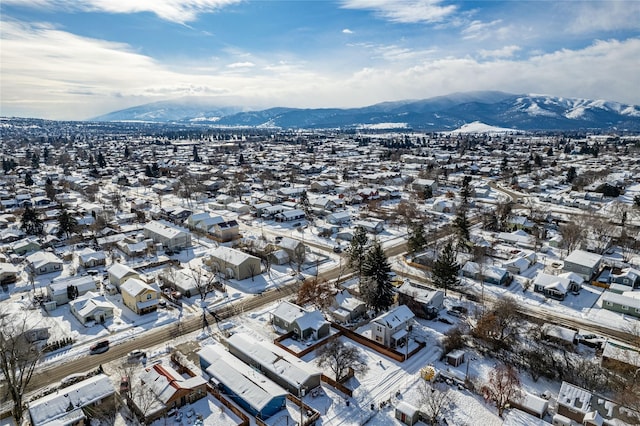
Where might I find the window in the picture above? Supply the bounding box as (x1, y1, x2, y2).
(284, 321, 289, 327)
(146, 294, 152, 300)
(606, 301, 613, 306)
(622, 305, 628, 311)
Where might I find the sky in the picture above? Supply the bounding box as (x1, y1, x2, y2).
(1, 0, 639, 120)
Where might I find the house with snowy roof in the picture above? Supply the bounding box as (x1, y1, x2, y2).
(134, 363, 207, 423)
(371, 304, 415, 349)
(204, 246, 261, 280)
(329, 289, 366, 323)
(107, 263, 140, 290)
(227, 333, 322, 394)
(47, 275, 98, 306)
(396, 280, 444, 319)
(562, 249, 603, 281)
(25, 251, 63, 276)
(533, 272, 573, 300)
(121, 278, 158, 315)
(76, 247, 106, 268)
(28, 374, 115, 426)
(69, 291, 115, 325)
(271, 301, 330, 340)
(143, 220, 191, 250)
(198, 344, 288, 420)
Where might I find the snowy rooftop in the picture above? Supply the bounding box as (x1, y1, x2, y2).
(199, 344, 287, 413)
(558, 381, 591, 413)
(372, 304, 414, 329)
(227, 333, 321, 386)
(564, 249, 602, 268)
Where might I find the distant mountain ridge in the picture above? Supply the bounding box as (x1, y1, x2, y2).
(93, 91, 640, 131)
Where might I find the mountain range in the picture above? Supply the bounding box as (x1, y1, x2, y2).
(93, 91, 640, 132)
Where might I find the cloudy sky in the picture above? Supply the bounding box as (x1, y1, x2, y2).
(1, 0, 639, 120)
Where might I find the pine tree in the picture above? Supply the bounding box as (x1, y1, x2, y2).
(24, 172, 34, 186)
(124, 146, 130, 158)
(453, 208, 470, 247)
(346, 226, 369, 278)
(20, 206, 43, 235)
(360, 240, 394, 313)
(407, 222, 427, 255)
(57, 206, 78, 239)
(192, 145, 200, 162)
(44, 177, 56, 201)
(432, 240, 460, 296)
(96, 152, 106, 168)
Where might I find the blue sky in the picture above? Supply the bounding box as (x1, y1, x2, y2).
(1, 0, 639, 120)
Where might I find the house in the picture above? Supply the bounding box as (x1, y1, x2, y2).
(271, 301, 331, 340)
(121, 278, 159, 315)
(185, 211, 225, 233)
(26, 251, 63, 275)
(22, 327, 50, 343)
(446, 349, 465, 367)
(275, 237, 306, 262)
(396, 280, 444, 319)
(28, 374, 115, 426)
(371, 305, 415, 348)
(601, 291, 640, 318)
(47, 275, 98, 306)
(0, 263, 19, 286)
(563, 249, 603, 281)
(411, 178, 437, 194)
(198, 344, 288, 420)
(555, 381, 639, 425)
(601, 341, 640, 372)
(609, 268, 640, 289)
(76, 247, 107, 268)
(326, 210, 351, 225)
(497, 230, 533, 248)
(143, 220, 191, 250)
(501, 251, 536, 275)
(309, 180, 335, 193)
(11, 237, 41, 255)
(510, 391, 549, 419)
(274, 209, 306, 222)
(116, 237, 149, 258)
(395, 401, 420, 426)
(354, 218, 385, 234)
(461, 262, 510, 286)
(69, 291, 115, 325)
(227, 333, 322, 394)
(211, 219, 240, 242)
(204, 246, 261, 280)
(107, 263, 140, 290)
(134, 363, 207, 423)
(542, 323, 577, 345)
(533, 272, 574, 300)
(328, 289, 367, 323)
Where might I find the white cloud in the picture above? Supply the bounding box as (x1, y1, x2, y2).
(342, 28, 354, 34)
(341, 0, 457, 24)
(462, 19, 504, 40)
(227, 62, 255, 69)
(1, 19, 639, 119)
(565, 1, 640, 33)
(478, 45, 520, 59)
(1, 0, 240, 24)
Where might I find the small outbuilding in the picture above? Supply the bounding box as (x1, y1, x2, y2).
(395, 401, 420, 426)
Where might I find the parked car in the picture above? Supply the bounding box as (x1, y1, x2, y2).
(128, 349, 146, 360)
(333, 245, 343, 253)
(89, 340, 110, 354)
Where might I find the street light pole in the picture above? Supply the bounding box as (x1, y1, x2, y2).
(298, 383, 305, 426)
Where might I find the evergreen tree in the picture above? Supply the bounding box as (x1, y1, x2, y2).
(192, 145, 200, 162)
(238, 153, 244, 164)
(96, 152, 106, 168)
(432, 240, 460, 296)
(151, 162, 160, 177)
(346, 226, 369, 278)
(20, 206, 43, 235)
(407, 222, 427, 256)
(144, 164, 153, 177)
(453, 208, 470, 248)
(24, 172, 34, 186)
(566, 166, 577, 183)
(56, 207, 78, 239)
(44, 177, 56, 201)
(43, 147, 50, 164)
(299, 190, 311, 218)
(124, 146, 130, 158)
(460, 175, 472, 208)
(360, 240, 394, 313)
(31, 152, 40, 169)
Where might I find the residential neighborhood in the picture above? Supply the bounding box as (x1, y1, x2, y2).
(1, 120, 640, 426)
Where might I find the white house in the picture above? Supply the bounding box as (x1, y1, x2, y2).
(26, 251, 63, 275)
(69, 291, 116, 325)
(533, 272, 573, 300)
(143, 220, 191, 250)
(47, 275, 98, 306)
(371, 305, 415, 348)
(107, 263, 140, 290)
(28, 374, 115, 426)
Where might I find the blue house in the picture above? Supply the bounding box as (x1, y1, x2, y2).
(198, 345, 287, 420)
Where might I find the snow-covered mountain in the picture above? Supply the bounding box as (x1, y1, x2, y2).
(93, 92, 640, 131)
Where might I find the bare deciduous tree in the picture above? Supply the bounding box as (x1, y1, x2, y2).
(315, 339, 368, 382)
(481, 363, 522, 417)
(297, 278, 335, 310)
(417, 381, 451, 425)
(0, 307, 43, 423)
